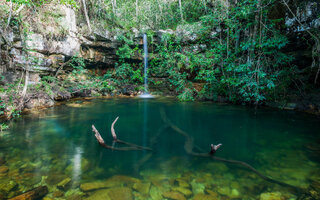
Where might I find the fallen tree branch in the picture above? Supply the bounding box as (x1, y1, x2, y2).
(9, 186, 48, 200)
(109, 117, 153, 151)
(111, 116, 118, 140)
(160, 109, 304, 194)
(92, 117, 152, 151)
(92, 125, 149, 151)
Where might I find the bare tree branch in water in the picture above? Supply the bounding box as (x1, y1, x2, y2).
(109, 116, 153, 151)
(111, 116, 119, 140)
(160, 109, 304, 194)
(92, 117, 152, 151)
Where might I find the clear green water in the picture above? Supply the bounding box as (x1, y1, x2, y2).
(1, 98, 320, 199)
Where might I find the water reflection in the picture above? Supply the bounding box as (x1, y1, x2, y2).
(1, 98, 319, 199)
(72, 146, 82, 184)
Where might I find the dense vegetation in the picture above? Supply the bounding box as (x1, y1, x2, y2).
(0, 0, 320, 129)
(101, 0, 319, 103)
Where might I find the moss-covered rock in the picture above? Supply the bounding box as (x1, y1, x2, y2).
(162, 191, 186, 200)
(260, 192, 285, 200)
(172, 187, 192, 197)
(80, 181, 110, 192)
(132, 182, 150, 194)
(107, 187, 133, 200)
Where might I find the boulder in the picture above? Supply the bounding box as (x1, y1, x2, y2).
(0, 180, 17, 194)
(172, 187, 192, 197)
(83, 189, 110, 200)
(107, 187, 133, 200)
(57, 177, 72, 191)
(175, 178, 190, 188)
(149, 186, 162, 200)
(193, 194, 217, 200)
(80, 181, 110, 192)
(0, 166, 9, 174)
(105, 175, 141, 188)
(260, 192, 285, 200)
(162, 191, 186, 200)
(133, 182, 150, 195)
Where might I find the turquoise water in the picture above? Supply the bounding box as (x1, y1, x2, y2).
(0, 98, 320, 199)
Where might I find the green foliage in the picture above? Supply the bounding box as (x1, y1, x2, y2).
(150, 0, 294, 103)
(60, 0, 78, 9)
(0, 123, 9, 132)
(70, 56, 86, 75)
(0, 99, 5, 116)
(114, 35, 144, 85)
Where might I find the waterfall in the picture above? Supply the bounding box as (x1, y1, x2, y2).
(139, 33, 154, 98)
(143, 33, 148, 93)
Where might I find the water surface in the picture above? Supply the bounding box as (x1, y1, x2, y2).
(1, 98, 319, 199)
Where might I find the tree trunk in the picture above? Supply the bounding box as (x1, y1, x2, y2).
(136, 0, 138, 21)
(82, 0, 92, 33)
(6, 0, 12, 30)
(21, 64, 29, 98)
(178, 0, 184, 21)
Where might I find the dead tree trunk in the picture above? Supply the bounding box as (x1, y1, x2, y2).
(9, 186, 48, 200)
(92, 117, 152, 151)
(160, 109, 304, 194)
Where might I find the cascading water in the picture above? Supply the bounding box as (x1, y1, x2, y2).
(143, 33, 148, 93)
(139, 33, 154, 98)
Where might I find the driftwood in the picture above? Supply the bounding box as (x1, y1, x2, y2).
(92, 117, 152, 151)
(9, 186, 48, 200)
(160, 109, 304, 194)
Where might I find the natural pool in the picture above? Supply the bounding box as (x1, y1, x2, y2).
(0, 97, 320, 200)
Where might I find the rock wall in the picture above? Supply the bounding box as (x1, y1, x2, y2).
(1, 5, 135, 80)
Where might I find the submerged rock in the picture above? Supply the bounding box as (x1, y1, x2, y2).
(0, 165, 9, 174)
(230, 188, 240, 198)
(133, 182, 150, 195)
(107, 187, 133, 200)
(105, 175, 141, 188)
(175, 178, 190, 188)
(84, 187, 132, 200)
(193, 193, 217, 200)
(46, 174, 68, 186)
(162, 191, 186, 200)
(57, 177, 72, 191)
(149, 186, 163, 200)
(172, 187, 192, 197)
(217, 186, 231, 196)
(53, 190, 64, 198)
(81, 175, 140, 192)
(83, 189, 110, 200)
(260, 192, 285, 200)
(80, 181, 110, 192)
(191, 179, 205, 195)
(0, 180, 18, 194)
